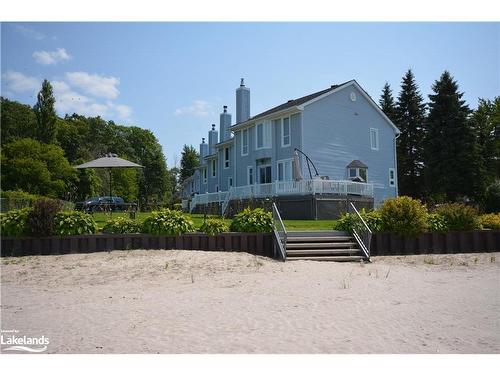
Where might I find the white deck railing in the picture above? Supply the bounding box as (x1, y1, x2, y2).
(190, 180, 373, 212)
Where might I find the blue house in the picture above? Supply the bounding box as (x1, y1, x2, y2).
(181, 79, 400, 219)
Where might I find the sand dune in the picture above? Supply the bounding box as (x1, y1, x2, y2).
(1, 250, 499, 353)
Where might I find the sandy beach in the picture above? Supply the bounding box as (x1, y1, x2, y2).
(1, 250, 499, 354)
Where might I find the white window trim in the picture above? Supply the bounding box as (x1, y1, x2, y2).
(277, 158, 293, 181)
(241, 129, 249, 156)
(258, 163, 272, 184)
(348, 167, 368, 182)
(370, 128, 379, 151)
(255, 121, 272, 150)
(247, 166, 254, 185)
(211, 159, 216, 177)
(389, 168, 396, 187)
(281, 117, 291, 148)
(224, 147, 230, 169)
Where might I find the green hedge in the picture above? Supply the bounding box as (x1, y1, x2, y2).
(0, 208, 32, 237)
(142, 209, 195, 235)
(54, 211, 97, 236)
(200, 218, 229, 236)
(230, 207, 273, 233)
(102, 216, 142, 234)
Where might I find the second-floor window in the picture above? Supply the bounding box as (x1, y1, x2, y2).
(224, 147, 230, 168)
(370, 128, 379, 150)
(211, 159, 216, 177)
(281, 117, 291, 147)
(241, 129, 249, 156)
(256, 122, 271, 150)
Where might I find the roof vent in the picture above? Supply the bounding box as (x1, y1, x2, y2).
(202, 137, 205, 143)
(331, 84, 337, 88)
(211, 124, 215, 130)
(240, 78, 245, 87)
(287, 100, 293, 103)
(223, 105, 227, 113)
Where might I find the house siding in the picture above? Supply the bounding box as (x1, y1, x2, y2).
(301, 85, 398, 206)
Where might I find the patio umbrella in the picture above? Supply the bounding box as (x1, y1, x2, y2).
(292, 149, 303, 181)
(74, 153, 143, 205)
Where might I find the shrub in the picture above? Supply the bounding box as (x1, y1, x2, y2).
(333, 209, 382, 233)
(26, 198, 63, 237)
(173, 203, 183, 211)
(142, 209, 195, 235)
(200, 218, 229, 236)
(102, 216, 142, 234)
(379, 196, 428, 237)
(434, 203, 481, 231)
(427, 213, 449, 233)
(230, 207, 273, 233)
(54, 211, 97, 236)
(0, 208, 31, 237)
(480, 213, 500, 230)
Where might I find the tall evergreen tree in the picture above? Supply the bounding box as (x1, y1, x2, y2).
(379, 82, 397, 123)
(395, 69, 426, 198)
(470, 97, 500, 183)
(179, 145, 199, 183)
(33, 79, 57, 144)
(424, 71, 479, 202)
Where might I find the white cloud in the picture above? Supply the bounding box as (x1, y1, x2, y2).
(174, 100, 213, 117)
(2, 71, 40, 93)
(109, 103, 133, 121)
(52, 80, 132, 121)
(33, 48, 71, 65)
(14, 25, 45, 40)
(65, 72, 120, 100)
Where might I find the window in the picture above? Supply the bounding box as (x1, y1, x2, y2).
(370, 128, 379, 150)
(203, 168, 207, 184)
(211, 159, 216, 177)
(281, 117, 291, 147)
(389, 168, 396, 187)
(277, 159, 293, 181)
(241, 129, 249, 156)
(247, 166, 254, 185)
(228, 177, 233, 187)
(259, 165, 272, 184)
(348, 167, 368, 182)
(256, 122, 271, 149)
(215, 185, 219, 192)
(224, 147, 230, 169)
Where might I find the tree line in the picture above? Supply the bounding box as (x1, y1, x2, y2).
(1, 79, 177, 207)
(379, 70, 499, 212)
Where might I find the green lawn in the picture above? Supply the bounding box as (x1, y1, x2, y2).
(91, 212, 336, 231)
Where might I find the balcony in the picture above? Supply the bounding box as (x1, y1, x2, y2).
(190, 179, 374, 213)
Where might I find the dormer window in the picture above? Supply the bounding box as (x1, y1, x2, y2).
(347, 160, 368, 182)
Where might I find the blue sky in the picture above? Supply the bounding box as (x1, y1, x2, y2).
(2, 22, 499, 166)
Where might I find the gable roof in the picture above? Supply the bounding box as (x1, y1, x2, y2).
(230, 81, 350, 129)
(347, 159, 368, 168)
(230, 80, 400, 135)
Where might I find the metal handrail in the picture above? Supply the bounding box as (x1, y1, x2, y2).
(272, 202, 287, 261)
(349, 202, 372, 261)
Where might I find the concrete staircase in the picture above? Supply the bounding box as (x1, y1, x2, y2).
(285, 231, 365, 262)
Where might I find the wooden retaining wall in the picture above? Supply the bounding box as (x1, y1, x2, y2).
(0, 233, 275, 258)
(2, 230, 499, 258)
(371, 230, 500, 256)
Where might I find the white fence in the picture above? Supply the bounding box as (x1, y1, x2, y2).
(190, 180, 373, 212)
